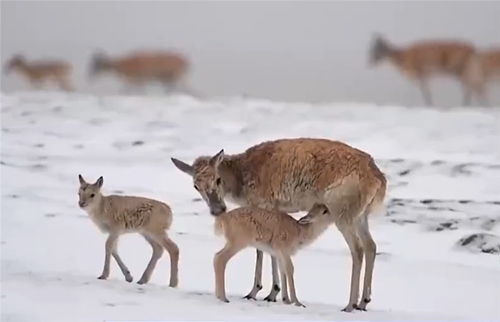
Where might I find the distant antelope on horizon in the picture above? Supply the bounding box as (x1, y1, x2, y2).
(89, 50, 190, 94)
(4, 54, 73, 91)
(369, 35, 486, 106)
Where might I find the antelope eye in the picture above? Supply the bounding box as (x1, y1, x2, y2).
(322, 209, 328, 214)
(90, 194, 95, 198)
(216, 178, 222, 186)
(194, 185, 200, 191)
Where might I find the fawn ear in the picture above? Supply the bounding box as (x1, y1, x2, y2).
(209, 149, 224, 167)
(78, 174, 86, 185)
(171, 158, 194, 176)
(95, 176, 104, 188)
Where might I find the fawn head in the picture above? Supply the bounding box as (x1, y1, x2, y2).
(171, 149, 227, 215)
(298, 203, 330, 225)
(78, 174, 104, 210)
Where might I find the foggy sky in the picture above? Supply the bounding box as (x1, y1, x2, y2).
(2, 1, 499, 104)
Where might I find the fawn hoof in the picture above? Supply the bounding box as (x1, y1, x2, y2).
(97, 275, 108, 280)
(243, 294, 257, 301)
(217, 296, 230, 303)
(294, 301, 306, 308)
(282, 298, 292, 305)
(169, 281, 178, 288)
(125, 276, 133, 283)
(137, 279, 147, 285)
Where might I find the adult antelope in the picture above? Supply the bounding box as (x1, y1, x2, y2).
(171, 138, 386, 312)
(89, 50, 189, 93)
(4, 54, 73, 91)
(370, 35, 482, 106)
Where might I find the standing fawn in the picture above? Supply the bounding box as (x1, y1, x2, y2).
(4, 54, 73, 91)
(89, 51, 189, 93)
(171, 138, 386, 312)
(213, 203, 335, 307)
(77, 175, 179, 287)
(369, 35, 482, 106)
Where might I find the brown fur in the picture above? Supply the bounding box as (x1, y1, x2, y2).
(90, 51, 189, 90)
(5, 55, 73, 91)
(172, 138, 386, 311)
(78, 175, 179, 287)
(213, 204, 334, 306)
(477, 48, 500, 80)
(467, 48, 500, 104)
(370, 36, 483, 105)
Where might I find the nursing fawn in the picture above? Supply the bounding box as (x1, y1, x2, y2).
(212, 203, 334, 307)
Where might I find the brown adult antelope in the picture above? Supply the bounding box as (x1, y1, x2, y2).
(89, 51, 189, 93)
(171, 138, 386, 312)
(4, 54, 73, 91)
(370, 35, 481, 106)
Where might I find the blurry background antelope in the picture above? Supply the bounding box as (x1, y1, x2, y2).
(89, 50, 190, 94)
(369, 36, 482, 106)
(4, 54, 73, 91)
(1, 1, 498, 104)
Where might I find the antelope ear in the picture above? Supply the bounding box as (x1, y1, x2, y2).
(78, 174, 86, 185)
(171, 158, 194, 176)
(95, 176, 104, 188)
(209, 149, 224, 167)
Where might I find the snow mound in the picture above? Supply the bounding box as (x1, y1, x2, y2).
(457, 233, 500, 254)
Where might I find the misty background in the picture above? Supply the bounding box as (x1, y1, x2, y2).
(1, 1, 499, 104)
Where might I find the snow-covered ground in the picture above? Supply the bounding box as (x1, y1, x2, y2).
(1, 92, 499, 321)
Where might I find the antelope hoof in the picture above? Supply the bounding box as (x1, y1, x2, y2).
(125, 275, 133, 283)
(217, 296, 230, 303)
(264, 295, 277, 302)
(341, 303, 357, 312)
(356, 298, 370, 310)
(137, 279, 147, 285)
(243, 294, 257, 300)
(294, 301, 306, 308)
(169, 280, 178, 288)
(282, 298, 292, 305)
(97, 275, 108, 280)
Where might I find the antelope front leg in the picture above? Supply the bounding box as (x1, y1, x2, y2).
(112, 250, 133, 282)
(281, 254, 305, 307)
(263, 256, 281, 302)
(98, 233, 119, 280)
(418, 78, 433, 106)
(214, 243, 242, 303)
(244, 249, 264, 300)
(278, 258, 290, 304)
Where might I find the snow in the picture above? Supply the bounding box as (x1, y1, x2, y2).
(1, 92, 499, 321)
